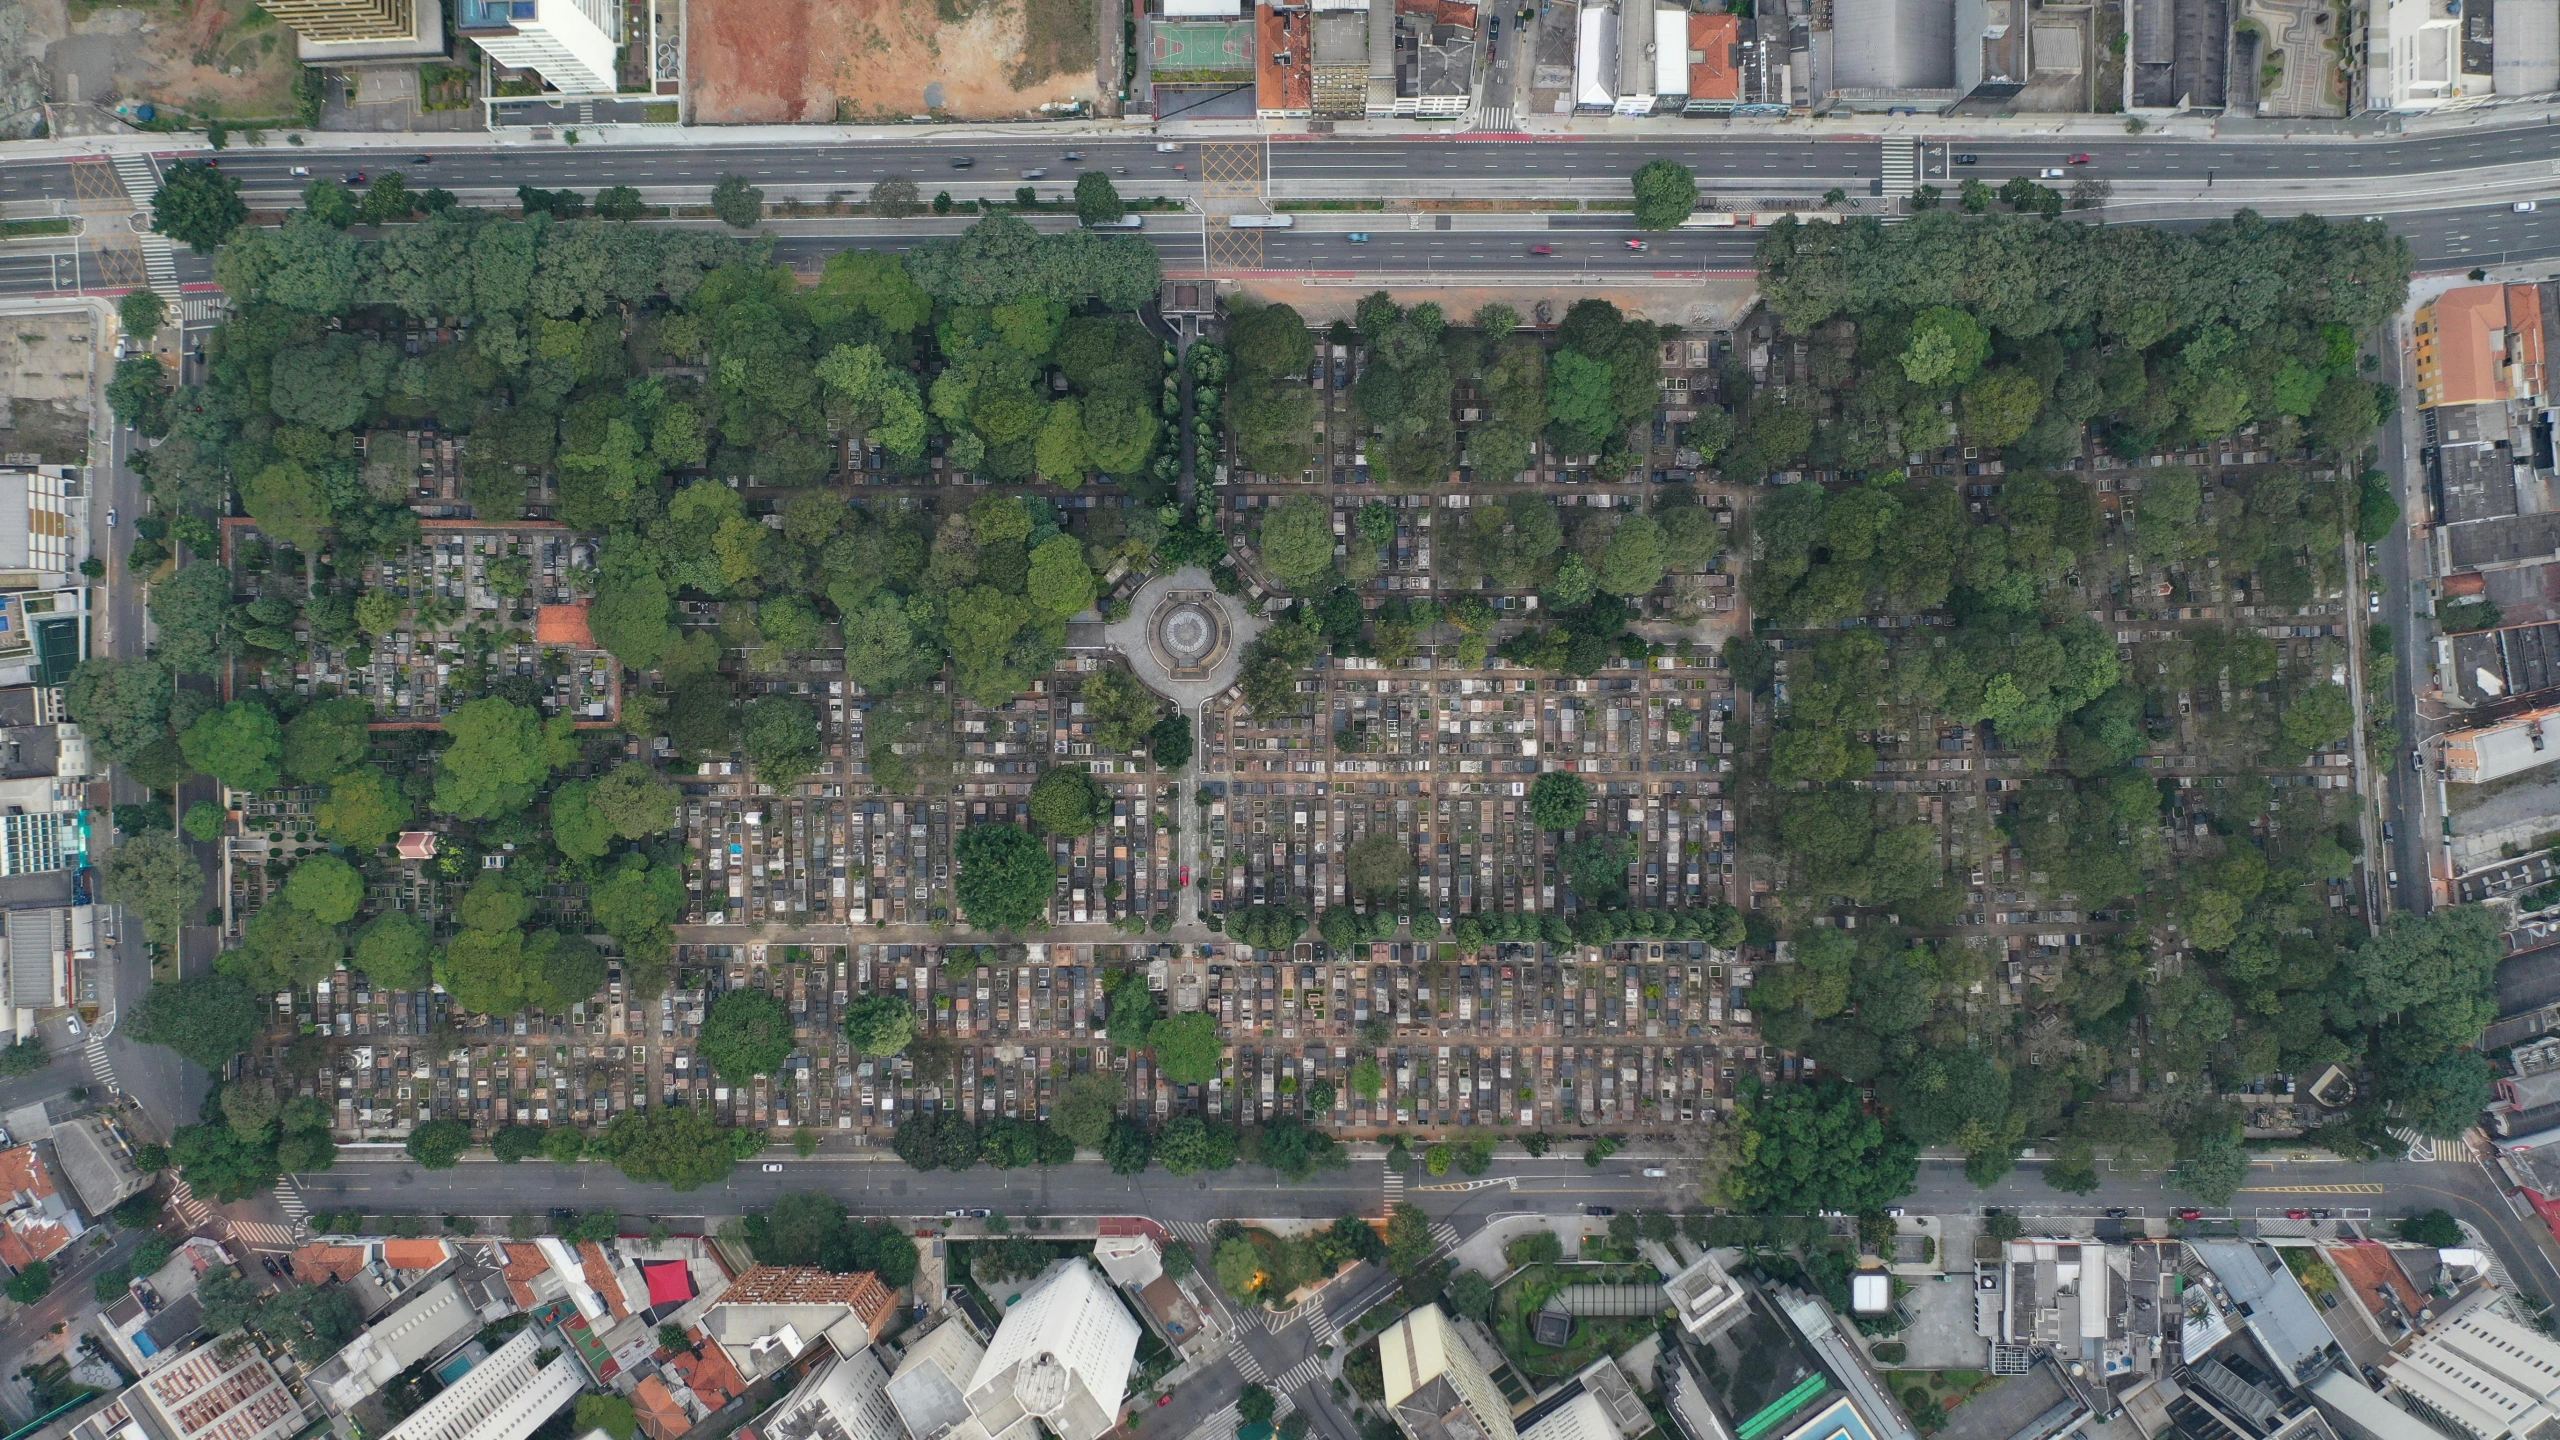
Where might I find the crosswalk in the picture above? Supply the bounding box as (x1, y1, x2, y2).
(83, 1035, 117, 1094)
(1472, 101, 1514, 132)
(230, 1221, 299, 1252)
(167, 1178, 211, 1229)
(1879, 139, 1917, 198)
(2390, 1127, 2473, 1162)
(1383, 1170, 1405, 1206)
(270, 1180, 308, 1226)
(1430, 1222, 1460, 1252)
(1272, 1355, 1326, 1391)
(1303, 1304, 1339, 1348)
(107, 154, 180, 294)
(1229, 1349, 1268, 1384)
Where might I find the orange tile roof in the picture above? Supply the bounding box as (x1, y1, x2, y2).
(503, 1243, 552, 1308)
(291, 1243, 369, 1284)
(1689, 12, 1741, 102)
(1257, 5, 1312, 113)
(0, 1146, 68, 1267)
(2420, 283, 2550, 408)
(580, 1241, 632, 1319)
(632, 1376, 692, 1440)
(537, 603, 595, 647)
(719, 1266, 886, 1309)
(382, 1239, 447, 1270)
(670, 1340, 747, 1410)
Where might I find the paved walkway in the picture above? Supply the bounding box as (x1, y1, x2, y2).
(1102, 567, 1264, 937)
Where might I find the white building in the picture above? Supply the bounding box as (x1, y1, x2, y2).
(757, 1349, 909, 1440)
(456, 0, 616, 94)
(73, 1340, 313, 1440)
(384, 1328, 585, 1440)
(2368, 0, 2493, 109)
(313, 1277, 480, 1413)
(1574, 4, 1619, 111)
(1662, 1252, 1746, 1343)
(1382, 1304, 1519, 1440)
(2383, 1288, 2560, 1440)
(960, 1261, 1142, 1440)
(884, 1317, 989, 1440)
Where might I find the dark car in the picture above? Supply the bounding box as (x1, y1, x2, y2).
(950, 156, 975, 168)
(1586, 1205, 1615, 1217)
(346, 171, 367, 183)
(1953, 153, 1978, 165)
(412, 154, 432, 163)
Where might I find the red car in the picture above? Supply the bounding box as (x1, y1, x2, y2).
(2068, 153, 2093, 164)
(1624, 239, 1648, 251)
(1530, 244, 1554, 255)
(1179, 866, 1191, 886)
(1157, 1396, 1173, 1408)
(2286, 1209, 2309, 1220)
(2176, 1208, 2204, 1221)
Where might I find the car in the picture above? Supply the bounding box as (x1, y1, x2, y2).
(2105, 1207, 2130, 1218)
(1624, 238, 1648, 251)
(1180, 866, 1191, 886)
(1530, 244, 1554, 255)
(1953, 153, 1978, 165)
(2519, 201, 2541, 212)
(1347, 232, 1369, 242)
(1158, 1397, 1173, 1408)
(2287, 1209, 2309, 1219)
(1585, 1205, 1615, 1216)
(1156, 141, 1182, 152)
(2412, 748, 2426, 771)
(951, 156, 975, 168)
(549, 1206, 578, 1222)
(346, 171, 366, 184)
(1642, 1167, 1667, 1177)
(2389, 869, 2401, 886)
(761, 1163, 784, 1172)
(2176, 1208, 2203, 1221)
(2310, 1208, 2331, 1220)
(2383, 822, 2396, 840)
(412, 154, 432, 164)
(2370, 591, 2382, 613)
(289, 165, 311, 177)
(1884, 1207, 1905, 1218)
(106, 508, 117, 528)
(2038, 167, 2066, 178)
(1063, 151, 1084, 161)
(2068, 153, 2093, 164)
(1022, 168, 1047, 179)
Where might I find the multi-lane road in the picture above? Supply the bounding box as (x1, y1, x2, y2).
(1, 125, 2556, 298)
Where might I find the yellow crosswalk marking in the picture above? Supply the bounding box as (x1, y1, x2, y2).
(2234, 1183, 2386, 1194)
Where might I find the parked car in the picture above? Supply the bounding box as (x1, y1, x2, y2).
(1585, 1205, 1615, 1216)
(2383, 822, 2396, 840)
(2176, 1208, 2204, 1220)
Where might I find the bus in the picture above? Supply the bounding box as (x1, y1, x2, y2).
(1228, 214, 1297, 229)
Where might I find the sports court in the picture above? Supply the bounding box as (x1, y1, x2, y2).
(1150, 20, 1255, 72)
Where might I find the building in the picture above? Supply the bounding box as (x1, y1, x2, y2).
(1573, 4, 1618, 112)
(256, 0, 408, 38)
(1664, 1252, 1747, 1343)
(959, 1260, 1142, 1440)
(2381, 1288, 2560, 1440)
(2499, 0, 2560, 96)
(456, 0, 618, 95)
(49, 1114, 148, 1216)
(2309, 1369, 2445, 1440)
(312, 1277, 480, 1413)
(92, 1239, 230, 1374)
(2370, 0, 2496, 109)
(2445, 707, 2560, 784)
(5, 905, 76, 1017)
(1381, 1304, 1519, 1440)
(883, 1318, 988, 1440)
(704, 1267, 897, 1380)
(0, 1141, 82, 1270)
(0, 469, 80, 584)
(78, 1339, 314, 1440)
(1684, 11, 1742, 111)
(751, 1349, 907, 1440)
(1816, 0, 1960, 110)
(2189, 1242, 2342, 1386)
(384, 1327, 585, 1440)
(2414, 285, 2552, 411)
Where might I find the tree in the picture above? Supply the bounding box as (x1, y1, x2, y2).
(1446, 1269, 1495, 1322)
(1344, 832, 1412, 900)
(1961, 368, 2045, 449)
(1030, 764, 1109, 836)
(241, 461, 332, 551)
(1901, 307, 1991, 387)
(282, 853, 363, 925)
(284, 698, 372, 784)
(6, 1259, 52, 1304)
(1155, 1116, 1238, 1175)
(701, 989, 795, 1082)
(434, 698, 573, 819)
(353, 911, 433, 989)
(492, 1124, 548, 1163)
(1529, 772, 1592, 830)
(0, 1037, 45, 1078)
(578, 1396, 640, 1440)
(121, 288, 169, 344)
(131, 973, 259, 1069)
(1028, 534, 1097, 615)
(955, 823, 1056, 932)
(1055, 1071, 1126, 1151)
(181, 701, 283, 794)
(1630, 160, 1699, 230)
(712, 175, 766, 229)
(1259, 495, 1336, 591)
(2398, 1209, 2464, 1247)
(148, 561, 234, 674)
(104, 833, 207, 948)
(1729, 1081, 1919, 1215)
(406, 1119, 472, 1169)
(1104, 1116, 1154, 1174)
(1350, 1057, 1383, 1098)
(1153, 1012, 1222, 1085)
(1152, 712, 1194, 769)
(1075, 171, 1126, 227)
(1215, 1238, 1263, 1301)
(2175, 1132, 2249, 1205)
(545, 1128, 587, 1163)
(1596, 514, 1666, 597)
(743, 696, 822, 789)
(316, 766, 410, 850)
(843, 994, 915, 1058)
(65, 657, 174, 765)
(1238, 1385, 1276, 1428)
(152, 161, 247, 253)
(588, 761, 680, 838)
(598, 1105, 739, 1190)
(2281, 682, 2354, 754)
(868, 176, 922, 218)
(892, 1112, 981, 1170)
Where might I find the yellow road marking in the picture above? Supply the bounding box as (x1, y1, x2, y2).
(2234, 1183, 2386, 1194)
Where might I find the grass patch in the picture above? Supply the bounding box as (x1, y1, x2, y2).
(1013, 0, 1096, 87)
(1277, 200, 1389, 212)
(643, 102, 680, 123)
(1, 219, 75, 238)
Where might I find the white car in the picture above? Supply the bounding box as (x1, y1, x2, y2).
(2037, 168, 2066, 178)
(760, 1163, 784, 1172)
(1641, 1167, 1667, 1178)
(1155, 142, 1182, 152)
(289, 166, 310, 177)
(2519, 201, 2541, 213)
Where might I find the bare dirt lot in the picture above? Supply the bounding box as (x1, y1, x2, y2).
(0, 313, 101, 466)
(688, 0, 1098, 123)
(15, 0, 301, 135)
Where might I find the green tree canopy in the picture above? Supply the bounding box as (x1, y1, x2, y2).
(955, 822, 1056, 932)
(132, 973, 262, 1070)
(181, 701, 283, 794)
(1729, 1080, 1919, 1215)
(1630, 160, 1700, 230)
(1259, 495, 1337, 591)
(1152, 1012, 1222, 1085)
(282, 853, 364, 926)
(284, 697, 373, 784)
(701, 989, 795, 1081)
(316, 766, 411, 850)
(844, 993, 916, 1057)
(433, 698, 574, 819)
(1529, 772, 1592, 830)
(152, 161, 247, 253)
(353, 911, 434, 990)
(104, 833, 208, 948)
